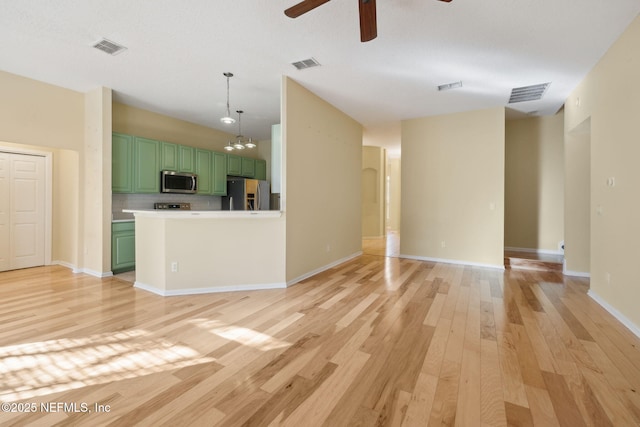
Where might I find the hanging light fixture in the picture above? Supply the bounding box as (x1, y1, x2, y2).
(220, 72, 236, 124)
(222, 110, 257, 151)
(233, 110, 246, 149)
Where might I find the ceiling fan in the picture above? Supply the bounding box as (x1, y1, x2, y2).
(285, 0, 453, 43)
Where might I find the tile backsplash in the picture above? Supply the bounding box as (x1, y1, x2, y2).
(112, 193, 222, 220)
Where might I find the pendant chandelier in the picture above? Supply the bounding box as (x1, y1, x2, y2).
(220, 72, 235, 124)
(224, 110, 257, 151)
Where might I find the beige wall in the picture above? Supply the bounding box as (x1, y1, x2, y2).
(283, 77, 362, 283)
(564, 119, 591, 274)
(401, 107, 505, 267)
(112, 102, 267, 158)
(564, 15, 640, 330)
(362, 146, 386, 238)
(0, 70, 84, 269)
(387, 158, 401, 232)
(505, 113, 564, 252)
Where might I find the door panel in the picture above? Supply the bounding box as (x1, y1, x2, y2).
(0, 154, 8, 271)
(0, 153, 45, 271)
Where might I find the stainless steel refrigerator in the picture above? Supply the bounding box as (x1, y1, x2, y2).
(222, 178, 270, 210)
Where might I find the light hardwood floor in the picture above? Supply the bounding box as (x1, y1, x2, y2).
(1, 250, 640, 426)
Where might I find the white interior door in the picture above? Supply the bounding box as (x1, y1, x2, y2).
(0, 154, 8, 271)
(0, 152, 46, 272)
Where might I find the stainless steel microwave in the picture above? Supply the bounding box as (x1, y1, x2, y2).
(160, 170, 197, 194)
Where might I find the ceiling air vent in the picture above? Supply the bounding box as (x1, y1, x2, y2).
(438, 81, 463, 91)
(508, 82, 550, 103)
(291, 57, 320, 70)
(92, 38, 127, 56)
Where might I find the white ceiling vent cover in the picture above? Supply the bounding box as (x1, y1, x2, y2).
(292, 57, 320, 70)
(92, 38, 127, 56)
(438, 81, 463, 91)
(508, 82, 550, 103)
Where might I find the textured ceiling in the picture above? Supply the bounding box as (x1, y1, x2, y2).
(1, 0, 639, 153)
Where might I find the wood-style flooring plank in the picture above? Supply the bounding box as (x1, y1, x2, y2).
(1, 256, 640, 426)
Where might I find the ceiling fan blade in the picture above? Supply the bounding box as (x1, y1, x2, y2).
(359, 0, 377, 42)
(438, 0, 453, 2)
(285, 0, 331, 18)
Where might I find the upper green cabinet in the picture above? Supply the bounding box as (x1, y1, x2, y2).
(178, 145, 196, 173)
(255, 159, 267, 181)
(195, 149, 212, 194)
(112, 133, 134, 193)
(133, 137, 161, 193)
(161, 142, 195, 173)
(241, 157, 255, 178)
(112, 132, 262, 195)
(213, 152, 227, 195)
(227, 154, 242, 176)
(160, 141, 179, 171)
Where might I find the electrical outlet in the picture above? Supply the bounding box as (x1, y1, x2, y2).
(171, 262, 178, 272)
(441, 241, 446, 248)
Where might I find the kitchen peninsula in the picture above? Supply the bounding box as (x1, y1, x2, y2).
(125, 209, 286, 296)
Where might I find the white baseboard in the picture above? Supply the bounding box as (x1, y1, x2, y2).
(399, 254, 505, 270)
(286, 251, 363, 287)
(52, 260, 81, 273)
(82, 269, 113, 278)
(52, 260, 113, 277)
(563, 270, 590, 278)
(588, 290, 640, 339)
(134, 281, 287, 296)
(504, 246, 564, 256)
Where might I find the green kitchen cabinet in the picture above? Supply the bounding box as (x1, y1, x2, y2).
(161, 142, 195, 173)
(160, 141, 179, 171)
(112, 221, 135, 273)
(227, 154, 242, 176)
(212, 151, 227, 195)
(133, 137, 161, 193)
(254, 159, 267, 181)
(178, 145, 196, 173)
(241, 157, 255, 178)
(112, 133, 134, 193)
(195, 149, 212, 194)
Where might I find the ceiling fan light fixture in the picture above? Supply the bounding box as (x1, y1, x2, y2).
(244, 138, 256, 149)
(224, 141, 234, 151)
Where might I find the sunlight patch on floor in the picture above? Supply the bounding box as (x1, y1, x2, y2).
(189, 319, 290, 351)
(0, 330, 214, 401)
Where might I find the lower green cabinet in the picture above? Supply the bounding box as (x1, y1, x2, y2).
(112, 222, 135, 273)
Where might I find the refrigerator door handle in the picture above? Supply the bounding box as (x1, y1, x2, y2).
(256, 183, 261, 210)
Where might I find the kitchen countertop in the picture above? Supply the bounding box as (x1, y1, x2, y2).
(123, 209, 282, 219)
